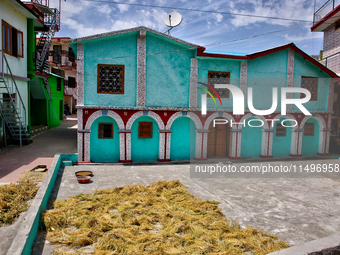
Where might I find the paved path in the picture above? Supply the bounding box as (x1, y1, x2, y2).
(0, 115, 77, 183)
(33, 158, 340, 254)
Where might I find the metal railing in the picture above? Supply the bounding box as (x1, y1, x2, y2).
(44, 8, 60, 31)
(314, 0, 340, 24)
(322, 51, 340, 74)
(0, 50, 27, 127)
(31, 0, 49, 6)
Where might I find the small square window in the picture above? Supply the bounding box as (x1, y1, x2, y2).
(138, 122, 152, 138)
(98, 64, 124, 94)
(208, 71, 230, 98)
(301, 76, 318, 101)
(304, 123, 314, 136)
(99, 123, 113, 138)
(276, 123, 286, 136)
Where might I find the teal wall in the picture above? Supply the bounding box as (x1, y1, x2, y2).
(247, 50, 289, 112)
(170, 117, 196, 160)
(131, 116, 159, 161)
(83, 32, 138, 107)
(90, 116, 120, 162)
(272, 117, 292, 157)
(302, 118, 320, 156)
(293, 54, 329, 112)
(197, 58, 242, 109)
(241, 117, 262, 157)
(145, 32, 195, 107)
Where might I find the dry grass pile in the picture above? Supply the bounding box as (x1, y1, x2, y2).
(0, 181, 39, 225)
(20, 170, 47, 182)
(43, 180, 289, 255)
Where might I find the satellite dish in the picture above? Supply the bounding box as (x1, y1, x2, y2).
(164, 12, 182, 28)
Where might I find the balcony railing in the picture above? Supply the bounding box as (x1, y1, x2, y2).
(31, 0, 50, 6)
(51, 67, 65, 77)
(49, 50, 76, 66)
(313, 0, 340, 24)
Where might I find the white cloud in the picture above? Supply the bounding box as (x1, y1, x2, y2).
(97, 4, 112, 15)
(213, 13, 223, 23)
(62, 18, 110, 38)
(117, 3, 129, 13)
(229, 0, 314, 28)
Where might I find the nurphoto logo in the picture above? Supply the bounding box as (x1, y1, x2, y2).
(199, 83, 312, 117)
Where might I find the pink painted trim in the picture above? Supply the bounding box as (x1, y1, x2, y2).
(3, 73, 30, 81)
(289, 154, 302, 157)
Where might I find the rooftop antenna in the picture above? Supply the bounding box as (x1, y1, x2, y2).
(164, 12, 182, 36)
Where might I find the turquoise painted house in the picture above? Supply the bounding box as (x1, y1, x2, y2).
(69, 26, 338, 163)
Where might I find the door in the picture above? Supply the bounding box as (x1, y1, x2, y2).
(207, 118, 229, 157)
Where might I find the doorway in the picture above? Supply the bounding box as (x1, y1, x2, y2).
(207, 118, 229, 158)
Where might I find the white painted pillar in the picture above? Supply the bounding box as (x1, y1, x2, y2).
(260, 129, 273, 158)
(290, 129, 303, 156)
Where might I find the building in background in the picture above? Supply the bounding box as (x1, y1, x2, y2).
(311, 0, 340, 137)
(0, 0, 64, 148)
(70, 26, 338, 163)
(47, 37, 77, 115)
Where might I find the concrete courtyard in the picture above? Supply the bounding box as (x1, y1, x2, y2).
(34, 158, 340, 254)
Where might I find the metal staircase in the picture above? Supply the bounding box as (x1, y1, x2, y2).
(43, 78, 52, 100)
(0, 50, 31, 147)
(36, 8, 60, 73)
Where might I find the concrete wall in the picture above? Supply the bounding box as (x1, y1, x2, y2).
(145, 32, 195, 108)
(293, 53, 330, 112)
(197, 58, 242, 109)
(90, 116, 120, 162)
(323, 23, 340, 75)
(0, 0, 29, 125)
(83, 32, 138, 107)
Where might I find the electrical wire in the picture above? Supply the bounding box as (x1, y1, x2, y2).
(83, 0, 313, 23)
(82, 23, 312, 60)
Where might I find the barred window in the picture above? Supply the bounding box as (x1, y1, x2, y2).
(97, 64, 124, 94)
(304, 123, 314, 136)
(301, 76, 318, 101)
(275, 123, 286, 136)
(208, 71, 230, 98)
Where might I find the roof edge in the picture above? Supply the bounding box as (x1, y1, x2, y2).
(69, 26, 201, 48)
(311, 4, 340, 32)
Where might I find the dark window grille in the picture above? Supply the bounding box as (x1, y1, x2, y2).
(208, 71, 230, 98)
(275, 123, 286, 136)
(97, 65, 124, 94)
(68, 76, 76, 88)
(304, 123, 315, 136)
(57, 77, 61, 91)
(99, 123, 113, 138)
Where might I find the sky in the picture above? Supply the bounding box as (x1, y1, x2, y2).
(49, 0, 329, 56)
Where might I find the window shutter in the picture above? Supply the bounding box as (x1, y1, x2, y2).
(139, 122, 152, 138)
